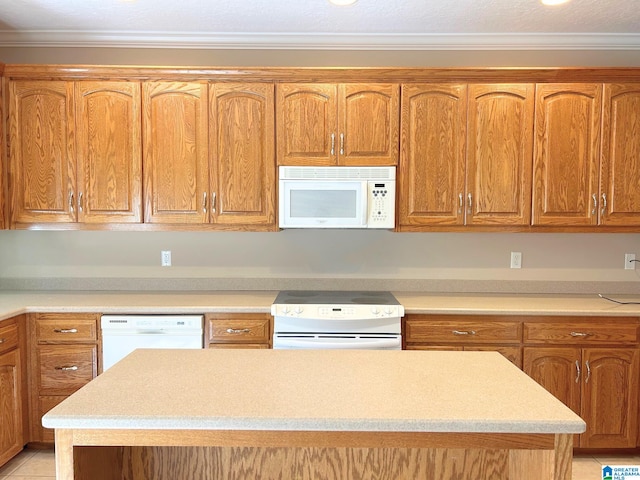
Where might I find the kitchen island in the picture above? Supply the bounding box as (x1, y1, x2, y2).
(43, 349, 585, 480)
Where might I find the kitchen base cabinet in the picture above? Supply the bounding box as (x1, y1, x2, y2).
(404, 315, 522, 367)
(523, 317, 640, 449)
(206, 313, 272, 349)
(27, 313, 99, 445)
(0, 316, 26, 467)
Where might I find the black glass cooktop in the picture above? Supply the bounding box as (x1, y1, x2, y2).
(273, 290, 400, 306)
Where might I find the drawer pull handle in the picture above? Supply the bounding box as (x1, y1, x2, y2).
(585, 360, 591, 384)
(55, 365, 79, 371)
(226, 328, 251, 334)
(452, 330, 476, 336)
(570, 331, 591, 337)
(54, 328, 78, 334)
(575, 360, 581, 383)
(0, 338, 5, 344)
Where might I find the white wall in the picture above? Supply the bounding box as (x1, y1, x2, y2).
(0, 230, 638, 293)
(2, 47, 639, 293)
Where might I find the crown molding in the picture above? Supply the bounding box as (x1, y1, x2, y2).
(0, 31, 639, 50)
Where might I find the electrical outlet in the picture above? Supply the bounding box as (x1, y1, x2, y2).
(510, 252, 522, 269)
(625, 253, 636, 270)
(161, 250, 172, 267)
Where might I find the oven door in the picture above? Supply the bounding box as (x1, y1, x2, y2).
(279, 179, 367, 228)
(273, 333, 401, 350)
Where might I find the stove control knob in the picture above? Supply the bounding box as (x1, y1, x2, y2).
(281, 306, 290, 314)
(371, 307, 380, 315)
(294, 306, 304, 314)
(384, 307, 394, 316)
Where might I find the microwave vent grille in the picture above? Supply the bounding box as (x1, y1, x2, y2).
(279, 166, 395, 181)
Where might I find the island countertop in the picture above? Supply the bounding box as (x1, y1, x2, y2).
(43, 349, 585, 434)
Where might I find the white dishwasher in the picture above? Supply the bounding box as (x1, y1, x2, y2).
(101, 315, 204, 371)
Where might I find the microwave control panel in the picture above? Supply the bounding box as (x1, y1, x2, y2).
(367, 181, 395, 229)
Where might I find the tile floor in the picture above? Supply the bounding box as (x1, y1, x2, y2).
(0, 448, 639, 479)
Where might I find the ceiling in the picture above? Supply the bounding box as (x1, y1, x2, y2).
(0, 0, 639, 50)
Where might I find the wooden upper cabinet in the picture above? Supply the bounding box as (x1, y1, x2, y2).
(532, 84, 603, 226)
(276, 84, 336, 166)
(600, 84, 640, 226)
(209, 83, 276, 227)
(9, 81, 76, 224)
(466, 84, 534, 225)
(398, 84, 467, 226)
(143, 82, 209, 224)
(75, 82, 142, 223)
(276, 83, 399, 166)
(338, 84, 399, 165)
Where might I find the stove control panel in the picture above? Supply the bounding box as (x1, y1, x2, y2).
(271, 304, 404, 320)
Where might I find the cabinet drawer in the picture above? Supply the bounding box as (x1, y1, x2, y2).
(524, 321, 639, 345)
(37, 345, 97, 395)
(405, 319, 521, 344)
(38, 395, 67, 443)
(0, 321, 19, 354)
(207, 314, 271, 344)
(35, 313, 98, 343)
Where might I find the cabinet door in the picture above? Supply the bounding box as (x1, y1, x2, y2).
(276, 84, 337, 166)
(0, 76, 5, 230)
(600, 84, 640, 226)
(0, 349, 23, 466)
(523, 347, 582, 415)
(9, 80, 76, 224)
(532, 84, 602, 226)
(210, 83, 275, 227)
(398, 84, 467, 226)
(76, 82, 142, 223)
(467, 84, 534, 225)
(339, 84, 399, 165)
(581, 348, 639, 448)
(143, 82, 209, 223)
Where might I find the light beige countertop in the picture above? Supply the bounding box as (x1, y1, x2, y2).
(2, 290, 640, 322)
(42, 349, 586, 434)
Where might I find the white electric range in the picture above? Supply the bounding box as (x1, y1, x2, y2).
(271, 291, 404, 350)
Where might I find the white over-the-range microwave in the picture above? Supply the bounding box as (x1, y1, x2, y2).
(278, 166, 396, 229)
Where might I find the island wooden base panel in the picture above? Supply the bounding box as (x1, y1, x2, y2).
(57, 435, 573, 480)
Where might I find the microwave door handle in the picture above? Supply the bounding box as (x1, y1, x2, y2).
(363, 181, 370, 226)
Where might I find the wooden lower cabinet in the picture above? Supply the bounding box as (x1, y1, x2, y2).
(0, 350, 23, 466)
(206, 313, 272, 349)
(28, 313, 99, 444)
(0, 316, 26, 467)
(524, 347, 639, 448)
(522, 317, 640, 449)
(404, 315, 522, 367)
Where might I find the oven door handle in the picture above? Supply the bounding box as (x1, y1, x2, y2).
(274, 336, 401, 350)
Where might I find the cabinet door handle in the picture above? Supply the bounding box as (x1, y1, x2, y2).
(575, 360, 581, 383)
(458, 193, 463, 214)
(330, 133, 335, 156)
(585, 360, 591, 384)
(69, 192, 75, 212)
(211, 192, 217, 213)
(452, 330, 476, 336)
(340, 133, 345, 155)
(591, 193, 597, 215)
(467, 193, 472, 214)
(0, 338, 5, 344)
(601, 193, 607, 216)
(570, 331, 591, 338)
(203, 192, 207, 213)
(53, 328, 78, 334)
(78, 192, 84, 212)
(226, 328, 251, 334)
(55, 365, 79, 371)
